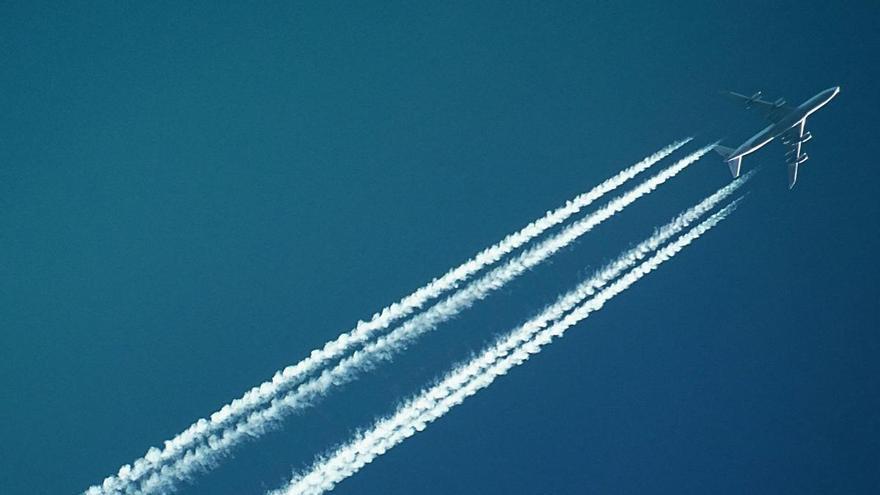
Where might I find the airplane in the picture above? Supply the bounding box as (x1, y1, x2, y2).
(715, 86, 840, 189)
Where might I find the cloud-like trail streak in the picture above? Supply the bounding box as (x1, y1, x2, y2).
(133, 144, 713, 495)
(274, 192, 744, 495)
(87, 139, 689, 495)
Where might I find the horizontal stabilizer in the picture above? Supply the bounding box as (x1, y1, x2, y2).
(713, 145, 735, 158)
(727, 156, 742, 178)
(714, 145, 741, 178)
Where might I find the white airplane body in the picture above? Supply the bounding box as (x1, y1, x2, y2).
(716, 86, 840, 189)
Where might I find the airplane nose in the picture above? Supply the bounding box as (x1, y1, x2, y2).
(823, 86, 841, 101)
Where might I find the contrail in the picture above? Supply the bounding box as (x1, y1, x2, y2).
(273, 193, 743, 495)
(131, 145, 714, 495)
(87, 139, 689, 495)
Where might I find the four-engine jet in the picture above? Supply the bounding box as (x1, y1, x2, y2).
(715, 86, 840, 189)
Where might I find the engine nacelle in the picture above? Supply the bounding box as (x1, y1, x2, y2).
(797, 153, 809, 165)
(774, 97, 787, 108)
(782, 131, 811, 146)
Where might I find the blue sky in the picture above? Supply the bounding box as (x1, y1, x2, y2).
(1, 2, 878, 494)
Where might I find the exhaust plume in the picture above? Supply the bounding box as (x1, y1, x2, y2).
(87, 140, 690, 495)
(274, 193, 744, 495)
(132, 145, 713, 494)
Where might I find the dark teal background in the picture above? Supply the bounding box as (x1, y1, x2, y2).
(2, 2, 878, 494)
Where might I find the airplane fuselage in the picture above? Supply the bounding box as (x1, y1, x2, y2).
(728, 86, 840, 160)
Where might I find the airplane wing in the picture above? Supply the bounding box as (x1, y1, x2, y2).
(725, 91, 794, 124)
(781, 119, 810, 189)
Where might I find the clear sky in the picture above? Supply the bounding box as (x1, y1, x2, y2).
(1, 2, 878, 494)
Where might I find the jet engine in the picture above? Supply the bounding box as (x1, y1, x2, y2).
(787, 153, 809, 166)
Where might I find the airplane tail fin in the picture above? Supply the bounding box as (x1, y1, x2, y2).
(713, 145, 742, 178)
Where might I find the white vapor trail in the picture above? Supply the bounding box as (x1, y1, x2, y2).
(274, 189, 745, 495)
(87, 139, 689, 495)
(130, 145, 714, 495)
